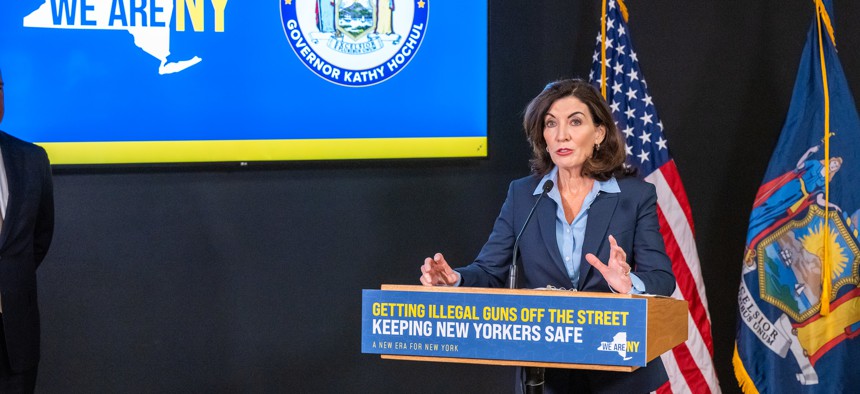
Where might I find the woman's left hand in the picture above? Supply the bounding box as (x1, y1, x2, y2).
(584, 235, 633, 293)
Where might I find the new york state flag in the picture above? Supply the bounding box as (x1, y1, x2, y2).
(734, 1, 860, 392)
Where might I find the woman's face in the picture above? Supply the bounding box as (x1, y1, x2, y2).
(829, 158, 842, 172)
(542, 96, 605, 173)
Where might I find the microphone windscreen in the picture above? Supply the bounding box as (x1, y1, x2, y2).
(542, 180, 554, 193)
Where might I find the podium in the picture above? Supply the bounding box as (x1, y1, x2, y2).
(362, 285, 688, 372)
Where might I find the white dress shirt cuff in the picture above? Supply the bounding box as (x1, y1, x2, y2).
(629, 273, 646, 294)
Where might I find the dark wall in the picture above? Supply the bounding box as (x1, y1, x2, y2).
(33, 1, 860, 393)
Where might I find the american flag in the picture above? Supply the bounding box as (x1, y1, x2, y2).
(588, 1, 721, 393)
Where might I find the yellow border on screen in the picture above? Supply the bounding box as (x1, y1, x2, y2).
(39, 137, 488, 165)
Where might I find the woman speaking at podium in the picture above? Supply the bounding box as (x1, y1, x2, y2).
(419, 79, 675, 393)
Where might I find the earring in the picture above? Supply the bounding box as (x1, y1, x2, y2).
(546, 146, 550, 152)
(594, 143, 601, 152)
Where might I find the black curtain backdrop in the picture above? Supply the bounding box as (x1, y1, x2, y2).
(33, 1, 859, 393)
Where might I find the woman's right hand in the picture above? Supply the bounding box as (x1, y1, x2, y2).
(419, 253, 459, 286)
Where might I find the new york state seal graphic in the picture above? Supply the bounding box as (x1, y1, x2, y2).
(280, 0, 429, 87)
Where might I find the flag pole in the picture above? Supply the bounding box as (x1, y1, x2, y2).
(814, 0, 834, 316)
(600, 0, 608, 99)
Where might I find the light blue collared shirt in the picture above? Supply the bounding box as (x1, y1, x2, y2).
(536, 167, 645, 293)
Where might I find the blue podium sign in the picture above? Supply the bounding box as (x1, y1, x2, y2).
(361, 287, 650, 367)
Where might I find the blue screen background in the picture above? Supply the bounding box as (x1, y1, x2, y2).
(0, 1, 487, 143)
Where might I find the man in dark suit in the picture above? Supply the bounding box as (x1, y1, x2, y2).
(0, 68, 55, 393)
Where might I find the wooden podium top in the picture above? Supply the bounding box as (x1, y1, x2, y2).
(382, 284, 640, 298)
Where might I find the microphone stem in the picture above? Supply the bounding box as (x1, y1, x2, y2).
(509, 254, 518, 289)
(510, 182, 551, 289)
(509, 179, 552, 394)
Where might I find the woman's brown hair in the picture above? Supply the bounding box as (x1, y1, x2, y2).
(523, 79, 629, 180)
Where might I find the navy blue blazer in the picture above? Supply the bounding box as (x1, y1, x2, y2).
(0, 131, 54, 373)
(456, 175, 675, 393)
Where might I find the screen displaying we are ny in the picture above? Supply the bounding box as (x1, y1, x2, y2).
(0, 0, 487, 164)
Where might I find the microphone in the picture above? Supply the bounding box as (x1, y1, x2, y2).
(508, 180, 553, 290)
(509, 180, 552, 394)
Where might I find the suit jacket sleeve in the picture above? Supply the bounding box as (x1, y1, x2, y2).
(33, 146, 54, 267)
(455, 182, 517, 287)
(631, 182, 675, 296)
